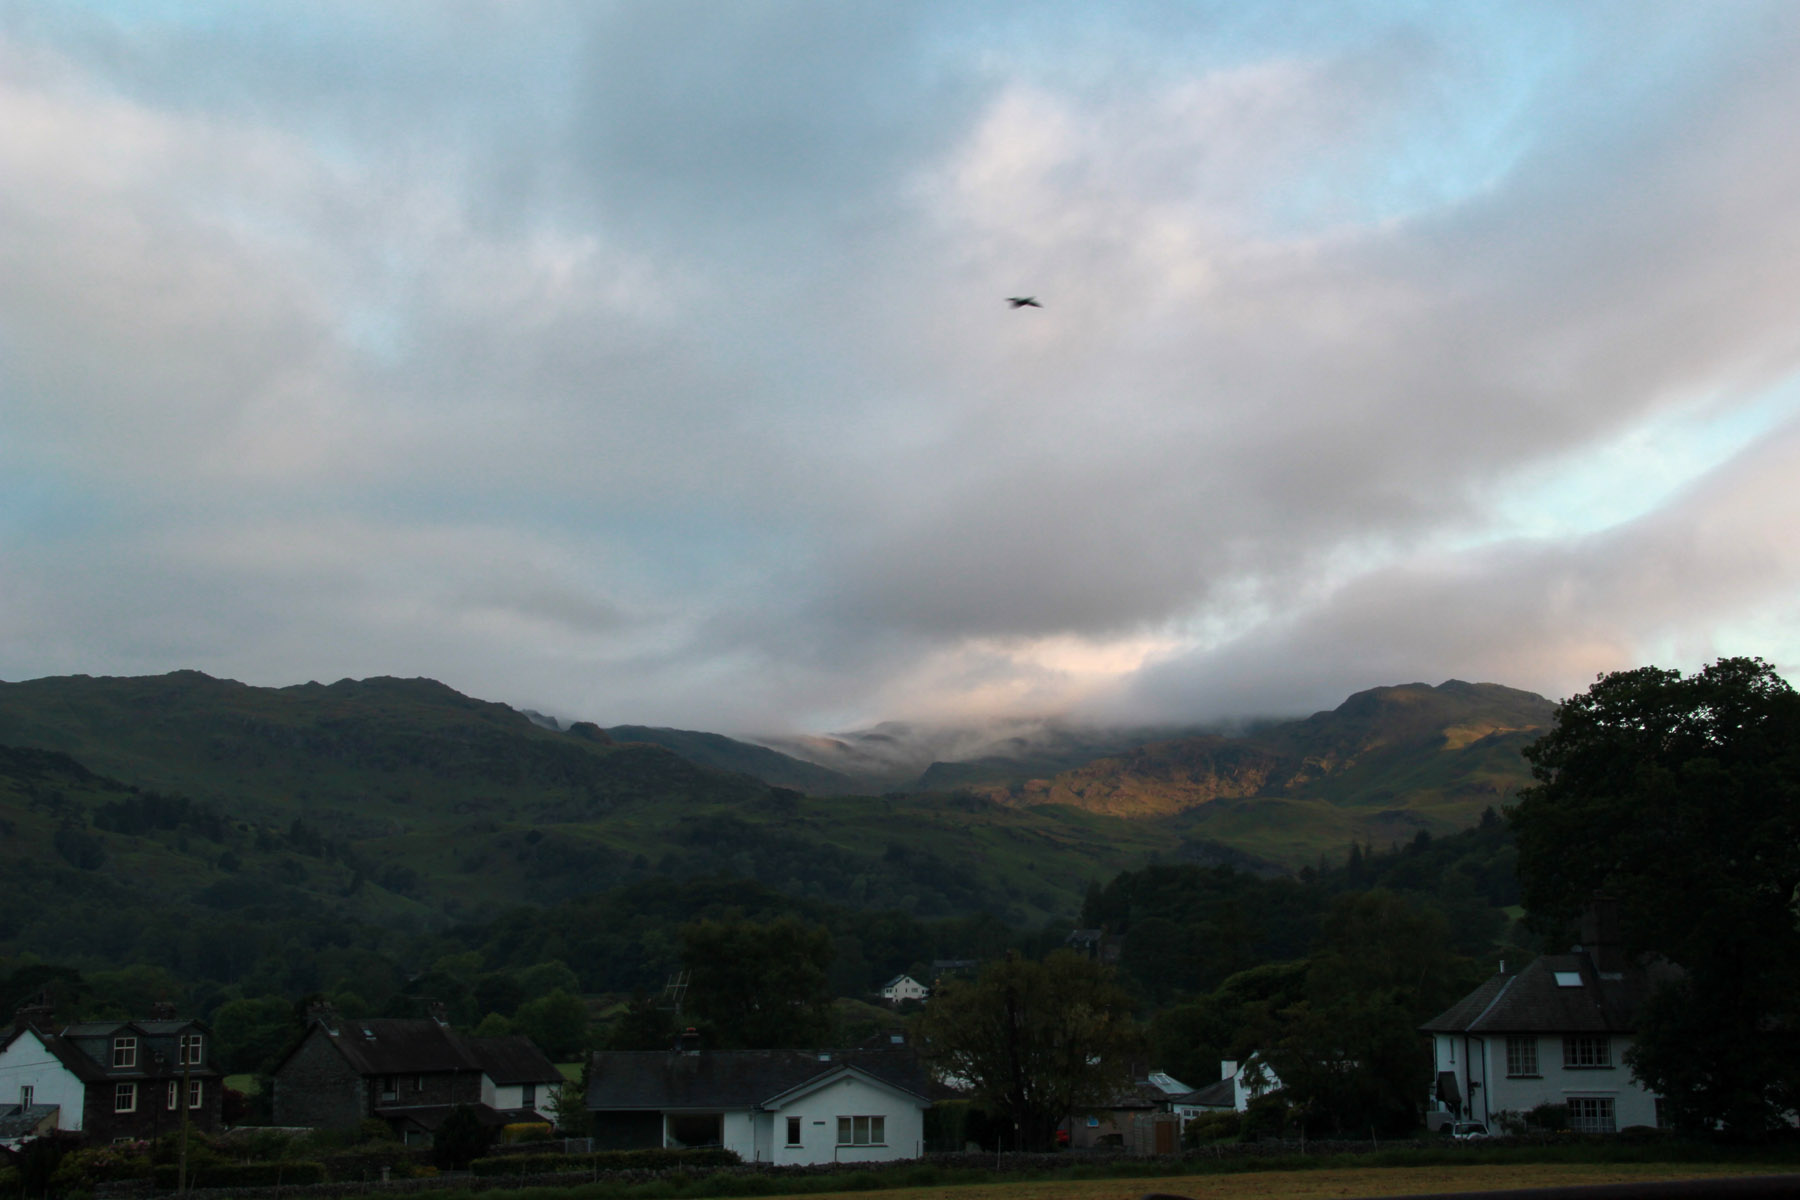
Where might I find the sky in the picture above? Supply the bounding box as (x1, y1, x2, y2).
(4, 1, 1800, 736)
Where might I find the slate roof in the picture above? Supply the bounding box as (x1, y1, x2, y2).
(1420, 952, 1678, 1035)
(465, 1036, 563, 1086)
(0, 1103, 61, 1142)
(1178, 1077, 1236, 1109)
(586, 1048, 929, 1112)
(310, 1019, 482, 1076)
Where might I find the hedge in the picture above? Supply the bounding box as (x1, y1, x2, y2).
(155, 1160, 328, 1188)
(469, 1148, 740, 1177)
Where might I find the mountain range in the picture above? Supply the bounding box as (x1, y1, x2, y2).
(0, 670, 1556, 965)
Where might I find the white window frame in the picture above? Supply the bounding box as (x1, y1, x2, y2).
(18, 1085, 32, 1108)
(180, 1032, 204, 1065)
(115, 1082, 137, 1113)
(1562, 1035, 1611, 1068)
(167, 1081, 180, 1110)
(1505, 1035, 1539, 1077)
(113, 1036, 138, 1068)
(836, 1115, 885, 1146)
(1569, 1096, 1616, 1132)
(188, 1079, 203, 1109)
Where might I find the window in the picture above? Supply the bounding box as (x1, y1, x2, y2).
(167, 1081, 180, 1110)
(1569, 1096, 1615, 1132)
(115, 1082, 138, 1113)
(18, 1085, 32, 1108)
(521, 1083, 537, 1107)
(113, 1036, 138, 1068)
(1563, 1036, 1611, 1068)
(179, 1032, 204, 1065)
(786, 1116, 801, 1146)
(189, 1080, 203, 1109)
(415, 1074, 425, 1092)
(1505, 1036, 1539, 1077)
(836, 1115, 885, 1146)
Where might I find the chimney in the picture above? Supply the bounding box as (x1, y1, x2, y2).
(426, 1001, 450, 1027)
(149, 1001, 177, 1021)
(12, 1005, 53, 1035)
(679, 1027, 702, 1056)
(305, 1000, 340, 1035)
(1581, 897, 1623, 974)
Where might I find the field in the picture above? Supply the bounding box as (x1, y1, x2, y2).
(791, 1163, 1791, 1200)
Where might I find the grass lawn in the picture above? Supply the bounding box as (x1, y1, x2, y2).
(790, 1162, 1792, 1200)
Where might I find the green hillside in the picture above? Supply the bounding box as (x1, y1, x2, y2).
(976, 681, 1553, 865)
(0, 672, 1184, 975)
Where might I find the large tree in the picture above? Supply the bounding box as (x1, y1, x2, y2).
(1509, 657, 1800, 1136)
(917, 951, 1139, 1151)
(679, 917, 834, 1049)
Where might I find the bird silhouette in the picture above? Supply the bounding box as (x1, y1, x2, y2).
(1007, 296, 1042, 308)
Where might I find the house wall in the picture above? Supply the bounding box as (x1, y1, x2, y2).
(80, 1076, 220, 1145)
(272, 1029, 368, 1129)
(591, 1111, 661, 1149)
(0, 1033, 86, 1133)
(480, 1079, 551, 1121)
(763, 1075, 925, 1165)
(1431, 1033, 1660, 1131)
(375, 1069, 481, 1112)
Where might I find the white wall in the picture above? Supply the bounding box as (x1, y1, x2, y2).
(0, 1032, 86, 1133)
(1431, 1033, 1660, 1130)
(765, 1074, 925, 1165)
(481, 1079, 551, 1122)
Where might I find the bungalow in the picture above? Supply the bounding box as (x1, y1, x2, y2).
(1421, 906, 1672, 1134)
(585, 1034, 929, 1164)
(270, 1010, 563, 1141)
(0, 1007, 223, 1144)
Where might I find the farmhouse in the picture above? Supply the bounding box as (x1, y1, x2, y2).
(877, 974, 929, 1004)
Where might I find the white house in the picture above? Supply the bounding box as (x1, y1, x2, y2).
(877, 975, 929, 1004)
(1421, 911, 1672, 1134)
(1170, 1056, 1282, 1121)
(585, 1041, 930, 1165)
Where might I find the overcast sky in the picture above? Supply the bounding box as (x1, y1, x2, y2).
(4, 1, 1799, 735)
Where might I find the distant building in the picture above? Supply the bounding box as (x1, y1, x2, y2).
(877, 974, 929, 1004)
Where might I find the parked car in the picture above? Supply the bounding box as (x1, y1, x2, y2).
(1449, 1122, 1491, 1139)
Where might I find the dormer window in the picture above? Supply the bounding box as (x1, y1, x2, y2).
(180, 1032, 204, 1065)
(113, 1036, 138, 1068)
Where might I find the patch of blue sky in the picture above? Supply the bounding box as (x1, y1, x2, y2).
(1470, 374, 1800, 546)
(0, 469, 115, 544)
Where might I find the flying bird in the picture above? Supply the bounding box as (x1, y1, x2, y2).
(1007, 296, 1042, 308)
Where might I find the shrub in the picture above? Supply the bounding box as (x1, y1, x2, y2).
(1528, 1102, 1571, 1132)
(468, 1147, 741, 1176)
(1182, 1110, 1243, 1145)
(500, 1121, 554, 1143)
(155, 1160, 326, 1189)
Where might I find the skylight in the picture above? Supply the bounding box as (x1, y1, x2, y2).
(1554, 971, 1583, 987)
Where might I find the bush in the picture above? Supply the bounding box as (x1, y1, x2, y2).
(433, 1105, 496, 1170)
(467, 1147, 741, 1176)
(1182, 1110, 1243, 1145)
(155, 1160, 326, 1189)
(500, 1121, 554, 1143)
(1528, 1102, 1570, 1132)
(1240, 1094, 1292, 1141)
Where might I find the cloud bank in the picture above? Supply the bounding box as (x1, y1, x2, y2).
(3, 1, 1799, 733)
